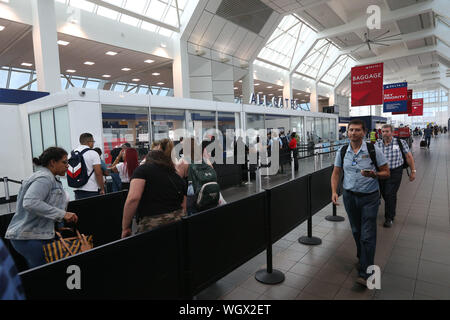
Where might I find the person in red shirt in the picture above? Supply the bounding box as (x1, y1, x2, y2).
(289, 132, 298, 172)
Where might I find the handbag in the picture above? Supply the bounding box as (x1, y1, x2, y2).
(43, 228, 93, 263)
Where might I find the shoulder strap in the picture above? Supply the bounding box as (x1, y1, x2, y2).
(80, 148, 95, 178)
(340, 145, 348, 168)
(366, 143, 379, 172)
(396, 137, 408, 164)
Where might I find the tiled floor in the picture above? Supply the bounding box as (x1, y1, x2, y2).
(197, 134, 450, 300)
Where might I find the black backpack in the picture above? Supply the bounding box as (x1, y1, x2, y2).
(67, 148, 95, 188)
(188, 163, 220, 211)
(340, 143, 379, 172)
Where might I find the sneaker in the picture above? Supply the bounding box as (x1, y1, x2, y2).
(356, 277, 367, 288)
(383, 219, 393, 228)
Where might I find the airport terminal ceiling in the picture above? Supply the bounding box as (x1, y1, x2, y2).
(0, 0, 448, 125)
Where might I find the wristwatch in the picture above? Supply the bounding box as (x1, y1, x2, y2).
(412, 170, 417, 173)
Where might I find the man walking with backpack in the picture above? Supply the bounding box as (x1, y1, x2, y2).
(377, 124, 416, 228)
(331, 119, 390, 287)
(68, 133, 105, 200)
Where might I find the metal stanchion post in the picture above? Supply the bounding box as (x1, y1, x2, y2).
(326, 203, 345, 222)
(244, 160, 253, 185)
(255, 159, 262, 193)
(314, 153, 318, 171)
(291, 151, 295, 180)
(319, 153, 323, 169)
(3, 177, 11, 213)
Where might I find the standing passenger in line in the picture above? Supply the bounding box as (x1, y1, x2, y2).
(331, 119, 390, 287)
(5, 148, 78, 268)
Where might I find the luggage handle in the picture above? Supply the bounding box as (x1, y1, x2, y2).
(55, 228, 91, 255)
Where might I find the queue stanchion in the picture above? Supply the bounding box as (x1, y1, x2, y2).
(3, 177, 12, 214)
(244, 159, 253, 185)
(291, 151, 295, 180)
(255, 159, 262, 193)
(314, 153, 318, 171)
(325, 203, 345, 222)
(255, 192, 285, 285)
(298, 175, 322, 246)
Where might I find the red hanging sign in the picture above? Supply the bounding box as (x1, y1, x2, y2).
(408, 98, 423, 116)
(351, 63, 383, 106)
(392, 89, 412, 115)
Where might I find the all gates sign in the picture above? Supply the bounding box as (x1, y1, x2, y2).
(383, 82, 408, 113)
(351, 63, 383, 106)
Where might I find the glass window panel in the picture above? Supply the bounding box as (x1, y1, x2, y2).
(146, 0, 167, 20)
(120, 14, 140, 26)
(291, 116, 304, 144)
(0, 68, 8, 88)
(29, 113, 43, 159)
(218, 112, 236, 137)
(141, 21, 158, 32)
(9, 70, 31, 89)
(102, 105, 149, 164)
(113, 83, 127, 92)
(124, 0, 147, 13)
(305, 117, 314, 142)
(314, 118, 323, 142)
(329, 118, 337, 141)
(158, 88, 169, 96)
(54, 106, 71, 152)
(41, 110, 56, 149)
(29, 79, 37, 91)
(84, 80, 100, 89)
(151, 108, 185, 142)
(322, 118, 330, 141)
(61, 76, 68, 90)
(188, 110, 216, 141)
(163, 6, 178, 26)
(246, 113, 264, 144)
(70, 77, 85, 88)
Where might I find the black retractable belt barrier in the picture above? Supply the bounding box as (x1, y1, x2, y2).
(213, 163, 243, 189)
(183, 192, 266, 297)
(256, 175, 310, 284)
(19, 221, 184, 299)
(67, 191, 127, 246)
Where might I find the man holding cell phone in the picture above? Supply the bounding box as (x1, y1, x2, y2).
(331, 119, 390, 287)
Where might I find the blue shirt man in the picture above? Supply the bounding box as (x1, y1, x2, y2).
(331, 119, 390, 287)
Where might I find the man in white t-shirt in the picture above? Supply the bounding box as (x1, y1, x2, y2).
(71, 133, 105, 200)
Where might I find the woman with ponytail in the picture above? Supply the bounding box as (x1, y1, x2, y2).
(5, 147, 78, 269)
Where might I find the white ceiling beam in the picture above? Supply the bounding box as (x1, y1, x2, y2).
(85, 0, 180, 32)
(334, 67, 351, 90)
(316, 0, 435, 40)
(384, 66, 441, 81)
(289, 34, 319, 75)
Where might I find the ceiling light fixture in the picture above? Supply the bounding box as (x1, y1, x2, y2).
(161, 43, 167, 48)
(21, 63, 33, 67)
(254, 83, 260, 86)
(84, 61, 95, 65)
(157, 82, 165, 85)
(66, 69, 76, 73)
(105, 51, 118, 56)
(267, 86, 273, 89)
(121, 68, 131, 71)
(102, 74, 111, 78)
(57, 40, 69, 46)
(132, 78, 140, 82)
(152, 72, 160, 76)
(144, 59, 154, 63)
(234, 87, 238, 90)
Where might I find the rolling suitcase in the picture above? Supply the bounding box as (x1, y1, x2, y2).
(420, 139, 427, 148)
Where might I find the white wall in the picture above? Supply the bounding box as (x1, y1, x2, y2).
(0, 105, 29, 197)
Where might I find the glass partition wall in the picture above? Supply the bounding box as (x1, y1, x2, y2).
(102, 105, 149, 163)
